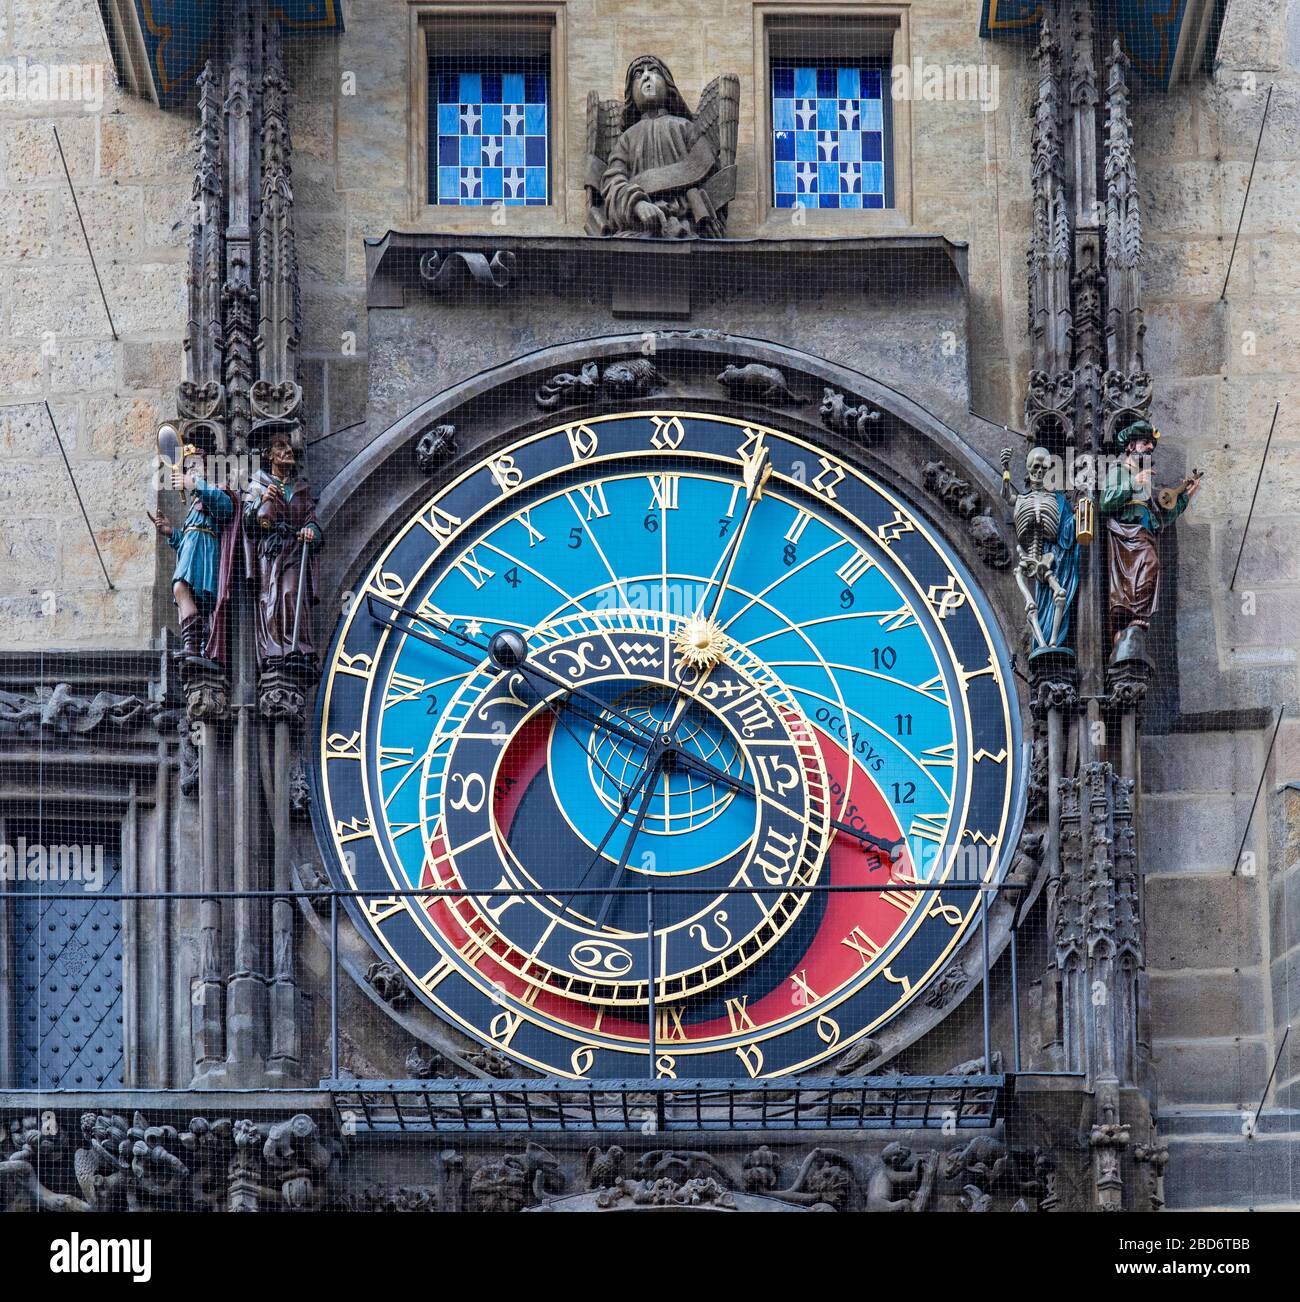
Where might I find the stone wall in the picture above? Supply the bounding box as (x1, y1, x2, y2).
(0, 0, 189, 650)
(1134, 0, 1300, 1112)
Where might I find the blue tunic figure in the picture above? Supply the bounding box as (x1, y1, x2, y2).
(149, 456, 234, 662)
(999, 445, 1079, 654)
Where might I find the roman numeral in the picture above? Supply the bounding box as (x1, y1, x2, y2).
(842, 925, 881, 968)
(909, 812, 948, 844)
(784, 511, 811, 544)
(518, 509, 545, 547)
(385, 672, 432, 705)
(726, 995, 756, 1032)
(648, 474, 679, 510)
(835, 549, 873, 586)
(576, 483, 610, 519)
(454, 549, 495, 589)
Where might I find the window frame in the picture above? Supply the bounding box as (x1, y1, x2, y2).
(408, 3, 568, 227)
(755, 4, 914, 231)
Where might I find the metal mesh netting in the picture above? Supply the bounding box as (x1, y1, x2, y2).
(0, 0, 1294, 1234)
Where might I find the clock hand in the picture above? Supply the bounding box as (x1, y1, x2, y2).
(658, 446, 771, 734)
(590, 747, 663, 933)
(553, 742, 659, 925)
(368, 595, 659, 744)
(662, 744, 903, 856)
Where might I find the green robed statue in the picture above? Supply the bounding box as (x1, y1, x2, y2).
(1100, 419, 1202, 657)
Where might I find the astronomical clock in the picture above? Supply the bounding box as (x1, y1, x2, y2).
(313, 410, 1021, 1080)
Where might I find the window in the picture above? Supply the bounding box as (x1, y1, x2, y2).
(761, 12, 905, 219)
(428, 56, 550, 207)
(772, 61, 891, 209)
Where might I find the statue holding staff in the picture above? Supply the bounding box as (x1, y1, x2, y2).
(242, 428, 322, 668)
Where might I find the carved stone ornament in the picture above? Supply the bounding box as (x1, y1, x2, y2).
(716, 363, 801, 405)
(920, 460, 1012, 569)
(535, 358, 664, 411)
(585, 55, 740, 238)
(820, 387, 882, 441)
(414, 423, 457, 473)
(0, 1110, 336, 1213)
(365, 961, 411, 1009)
(0, 684, 165, 735)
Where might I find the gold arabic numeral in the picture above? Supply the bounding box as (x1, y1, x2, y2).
(365, 570, 407, 602)
(571, 1045, 596, 1077)
(565, 423, 599, 461)
(811, 456, 846, 499)
(334, 816, 372, 844)
(414, 504, 463, 544)
(735, 1043, 764, 1077)
(648, 415, 685, 450)
(363, 897, 406, 927)
(929, 896, 964, 927)
(488, 454, 525, 494)
(655, 1054, 678, 1079)
(489, 1009, 525, 1047)
(816, 1014, 841, 1048)
(880, 966, 913, 997)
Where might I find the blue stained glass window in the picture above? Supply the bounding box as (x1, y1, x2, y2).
(429, 57, 549, 206)
(771, 60, 892, 210)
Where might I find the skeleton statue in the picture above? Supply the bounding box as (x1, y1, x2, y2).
(999, 446, 1079, 653)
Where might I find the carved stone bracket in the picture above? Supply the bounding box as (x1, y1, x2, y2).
(418, 250, 518, 294)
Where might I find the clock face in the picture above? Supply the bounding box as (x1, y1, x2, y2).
(314, 412, 1021, 1079)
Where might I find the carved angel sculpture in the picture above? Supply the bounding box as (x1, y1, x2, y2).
(586, 55, 739, 238)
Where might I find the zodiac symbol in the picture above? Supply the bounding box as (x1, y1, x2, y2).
(618, 640, 661, 671)
(687, 910, 733, 953)
(549, 640, 612, 679)
(569, 939, 635, 977)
